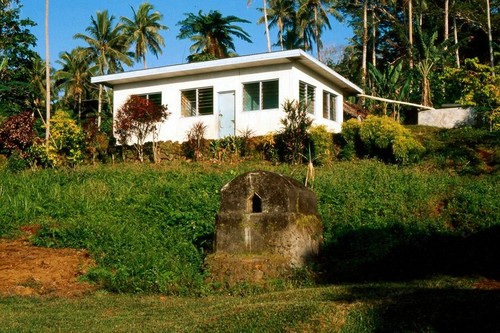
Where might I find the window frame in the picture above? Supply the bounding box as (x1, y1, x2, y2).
(137, 92, 162, 106)
(243, 79, 279, 112)
(181, 87, 214, 117)
(322, 90, 337, 121)
(299, 81, 316, 114)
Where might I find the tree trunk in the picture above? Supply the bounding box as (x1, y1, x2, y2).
(444, 0, 449, 42)
(422, 73, 432, 107)
(315, 7, 321, 61)
(486, 0, 495, 71)
(45, 0, 50, 146)
(453, 16, 460, 68)
(372, 7, 376, 67)
(362, 0, 368, 91)
(97, 83, 103, 130)
(263, 0, 271, 52)
(408, 0, 414, 69)
(78, 93, 82, 122)
(278, 18, 284, 51)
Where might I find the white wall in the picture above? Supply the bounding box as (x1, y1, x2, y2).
(113, 62, 345, 143)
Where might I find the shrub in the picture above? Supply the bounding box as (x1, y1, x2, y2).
(254, 133, 279, 163)
(49, 110, 85, 167)
(183, 121, 207, 161)
(83, 121, 110, 164)
(308, 125, 334, 165)
(276, 99, 312, 164)
(341, 116, 425, 164)
(0, 111, 37, 156)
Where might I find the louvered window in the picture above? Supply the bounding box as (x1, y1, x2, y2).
(243, 79, 279, 111)
(299, 81, 315, 114)
(181, 87, 213, 117)
(323, 91, 337, 121)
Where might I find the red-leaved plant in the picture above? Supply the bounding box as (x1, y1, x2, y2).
(115, 96, 169, 162)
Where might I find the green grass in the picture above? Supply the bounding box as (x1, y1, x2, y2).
(0, 127, 499, 331)
(1, 278, 499, 332)
(1, 158, 499, 293)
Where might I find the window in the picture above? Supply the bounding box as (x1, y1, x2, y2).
(243, 79, 279, 111)
(323, 91, 337, 121)
(299, 81, 315, 114)
(137, 92, 162, 106)
(181, 87, 213, 117)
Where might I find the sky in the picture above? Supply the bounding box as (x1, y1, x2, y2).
(20, 0, 353, 71)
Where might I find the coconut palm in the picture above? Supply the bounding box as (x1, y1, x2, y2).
(55, 48, 97, 120)
(74, 10, 132, 129)
(248, 0, 272, 52)
(176, 10, 252, 60)
(121, 2, 167, 69)
(297, 0, 343, 61)
(259, 0, 296, 50)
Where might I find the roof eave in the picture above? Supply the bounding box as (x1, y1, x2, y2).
(91, 49, 363, 96)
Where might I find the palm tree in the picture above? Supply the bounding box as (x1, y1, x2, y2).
(259, 0, 296, 50)
(297, 0, 342, 61)
(45, 0, 50, 144)
(176, 10, 252, 60)
(248, 0, 272, 52)
(55, 48, 97, 121)
(121, 3, 167, 69)
(74, 10, 132, 129)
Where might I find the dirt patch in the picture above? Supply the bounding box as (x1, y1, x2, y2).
(0, 238, 97, 297)
(473, 279, 500, 290)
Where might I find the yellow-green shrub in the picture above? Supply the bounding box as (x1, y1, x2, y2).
(308, 125, 334, 165)
(341, 116, 424, 164)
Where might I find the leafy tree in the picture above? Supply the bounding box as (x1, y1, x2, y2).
(0, 1, 40, 117)
(75, 10, 133, 129)
(121, 2, 167, 69)
(442, 58, 500, 129)
(176, 10, 252, 60)
(115, 95, 169, 162)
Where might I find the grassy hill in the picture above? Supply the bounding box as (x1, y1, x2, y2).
(0, 126, 499, 331)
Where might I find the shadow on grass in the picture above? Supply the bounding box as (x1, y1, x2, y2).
(317, 225, 500, 283)
(328, 286, 500, 332)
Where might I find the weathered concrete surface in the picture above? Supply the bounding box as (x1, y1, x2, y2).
(207, 171, 323, 285)
(215, 171, 323, 267)
(418, 107, 474, 128)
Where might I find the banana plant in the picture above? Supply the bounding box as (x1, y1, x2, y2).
(368, 61, 411, 120)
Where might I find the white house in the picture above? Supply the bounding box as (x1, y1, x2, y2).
(92, 49, 363, 142)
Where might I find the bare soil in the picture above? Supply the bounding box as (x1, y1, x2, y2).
(0, 238, 97, 297)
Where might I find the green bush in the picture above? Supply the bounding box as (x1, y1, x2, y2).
(49, 110, 85, 167)
(341, 116, 425, 164)
(276, 100, 312, 164)
(308, 125, 334, 165)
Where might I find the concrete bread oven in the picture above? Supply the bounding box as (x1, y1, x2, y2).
(207, 170, 323, 285)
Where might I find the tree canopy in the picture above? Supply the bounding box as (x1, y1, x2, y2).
(177, 10, 252, 61)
